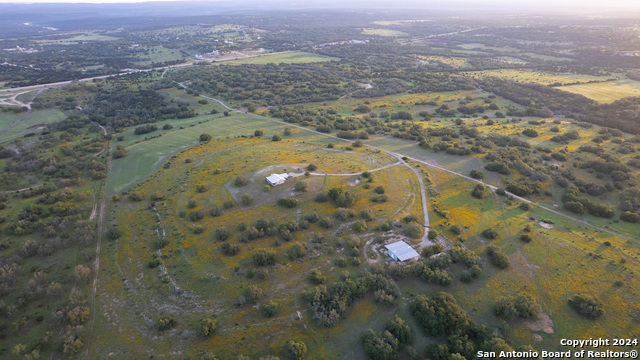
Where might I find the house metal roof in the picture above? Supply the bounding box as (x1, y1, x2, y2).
(266, 173, 288, 185)
(385, 241, 420, 261)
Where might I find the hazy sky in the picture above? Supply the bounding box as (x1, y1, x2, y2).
(0, 0, 639, 12)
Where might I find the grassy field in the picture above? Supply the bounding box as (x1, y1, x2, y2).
(463, 69, 607, 85)
(35, 31, 121, 42)
(105, 112, 339, 195)
(212, 52, 339, 65)
(557, 79, 640, 103)
(95, 137, 424, 359)
(132, 46, 185, 66)
(0, 108, 66, 144)
(361, 28, 408, 37)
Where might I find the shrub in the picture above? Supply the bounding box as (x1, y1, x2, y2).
(244, 285, 263, 304)
(198, 317, 217, 337)
(260, 301, 279, 318)
(427, 229, 438, 240)
(112, 145, 126, 159)
(386, 315, 413, 344)
(148, 259, 160, 268)
(154, 238, 169, 250)
(449, 225, 461, 235)
(620, 211, 640, 223)
(353, 140, 364, 147)
(199, 133, 212, 142)
(294, 181, 308, 192)
(129, 191, 143, 202)
(106, 227, 123, 241)
(370, 194, 388, 203)
(254, 130, 264, 136)
(306, 164, 317, 171)
(471, 184, 485, 199)
(210, 206, 223, 217)
(252, 249, 276, 266)
(189, 210, 204, 222)
(374, 186, 386, 194)
(214, 227, 230, 241)
(192, 225, 205, 234)
(187, 199, 198, 208)
(309, 269, 326, 284)
(278, 197, 298, 208)
(519, 202, 532, 211)
(235, 176, 249, 187)
(353, 221, 368, 233)
(495, 294, 541, 320)
(287, 244, 307, 260)
(272, 135, 282, 141)
(157, 317, 177, 330)
(568, 294, 605, 319)
(241, 194, 254, 206)
(302, 212, 320, 223)
(196, 184, 208, 193)
(220, 242, 240, 256)
(520, 234, 532, 243)
(487, 245, 510, 269)
(403, 222, 424, 239)
(285, 340, 307, 360)
(163, 123, 174, 130)
(223, 200, 235, 209)
(421, 243, 443, 257)
(470, 169, 484, 180)
(482, 228, 498, 239)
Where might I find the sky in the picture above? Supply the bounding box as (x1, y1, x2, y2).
(0, 0, 639, 12)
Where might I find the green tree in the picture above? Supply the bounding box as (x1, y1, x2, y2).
(285, 340, 307, 360)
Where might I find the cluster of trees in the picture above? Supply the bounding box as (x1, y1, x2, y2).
(86, 88, 195, 129)
(568, 293, 605, 319)
(302, 269, 398, 327)
(390, 244, 482, 285)
(411, 292, 520, 360)
(361, 315, 413, 360)
(562, 185, 614, 218)
(494, 294, 541, 320)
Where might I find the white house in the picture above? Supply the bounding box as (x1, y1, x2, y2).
(385, 241, 420, 262)
(266, 173, 289, 186)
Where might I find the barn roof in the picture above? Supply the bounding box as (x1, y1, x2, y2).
(385, 241, 420, 261)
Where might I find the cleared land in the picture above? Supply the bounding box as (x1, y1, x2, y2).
(97, 137, 423, 359)
(557, 79, 640, 103)
(106, 112, 337, 195)
(361, 28, 408, 37)
(211, 52, 339, 65)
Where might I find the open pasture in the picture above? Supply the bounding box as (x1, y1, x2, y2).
(463, 69, 607, 85)
(106, 112, 339, 195)
(361, 28, 408, 37)
(211, 51, 339, 65)
(96, 137, 424, 358)
(557, 79, 640, 103)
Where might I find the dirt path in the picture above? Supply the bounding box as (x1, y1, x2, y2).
(0, 184, 42, 193)
(83, 139, 110, 359)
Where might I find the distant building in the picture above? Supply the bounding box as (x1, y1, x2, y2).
(266, 173, 289, 186)
(385, 241, 420, 262)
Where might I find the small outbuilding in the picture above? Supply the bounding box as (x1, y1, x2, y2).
(385, 241, 420, 262)
(266, 173, 289, 186)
